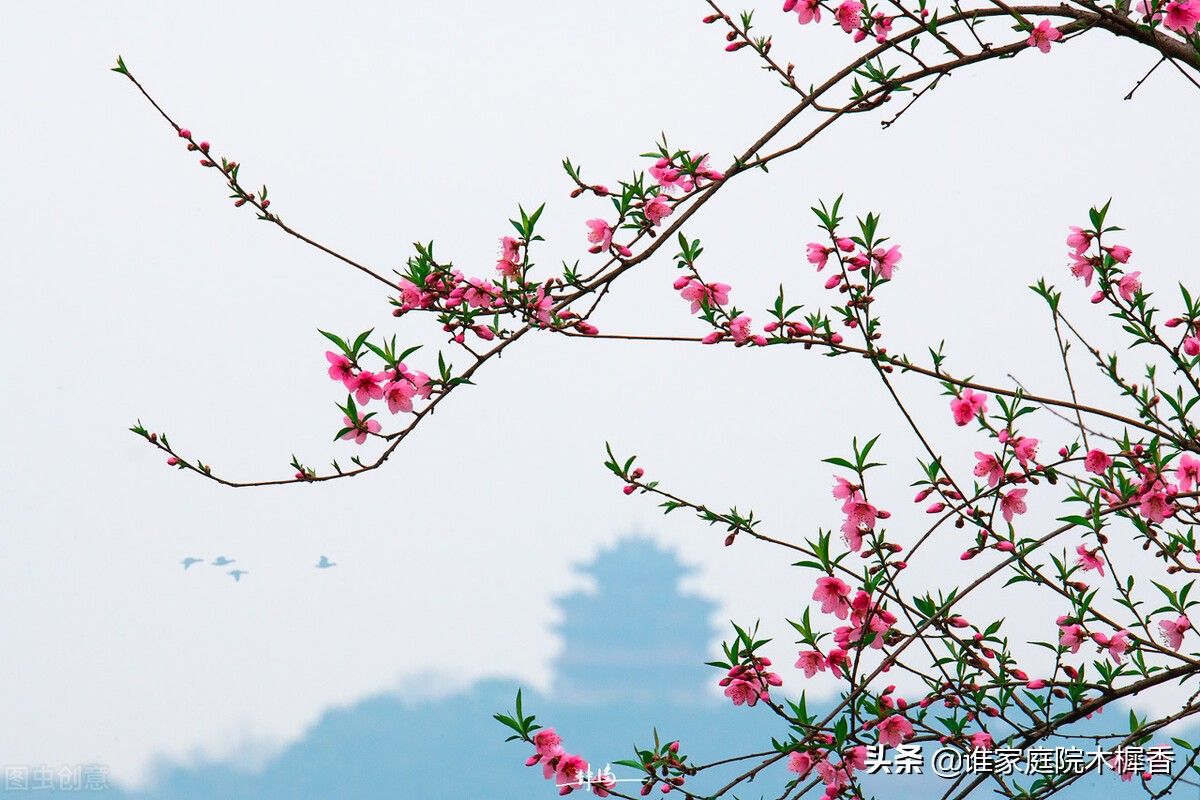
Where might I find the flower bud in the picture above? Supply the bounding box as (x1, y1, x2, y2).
(178, 129, 191, 138)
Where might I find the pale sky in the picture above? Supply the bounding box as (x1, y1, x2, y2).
(2, 0, 1198, 790)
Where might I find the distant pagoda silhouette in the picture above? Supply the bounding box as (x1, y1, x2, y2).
(550, 537, 717, 707)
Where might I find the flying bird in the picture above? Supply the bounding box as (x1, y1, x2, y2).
(180, 557, 204, 570)
(228, 570, 248, 582)
(315, 556, 337, 569)
(211, 556, 236, 566)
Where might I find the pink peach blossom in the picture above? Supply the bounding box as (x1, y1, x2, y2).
(1059, 623, 1086, 653)
(951, 388, 988, 426)
(1084, 449, 1112, 475)
(1027, 19, 1062, 53)
(1000, 488, 1028, 522)
(795, 649, 828, 678)
(1108, 245, 1132, 263)
(643, 194, 673, 227)
(1075, 544, 1106, 576)
(1159, 616, 1191, 650)
(835, 0, 863, 31)
(341, 415, 381, 445)
(1163, 0, 1200, 31)
(1117, 271, 1142, 302)
(383, 376, 417, 414)
(807, 243, 832, 270)
(832, 476, 858, 499)
(813, 576, 853, 619)
(1175, 453, 1199, 493)
(970, 732, 994, 750)
(586, 219, 615, 253)
(679, 279, 731, 314)
(1070, 252, 1096, 286)
(347, 371, 385, 405)
(533, 728, 563, 757)
(974, 452, 1003, 487)
(787, 749, 822, 777)
(1013, 436, 1039, 468)
(1067, 226, 1093, 254)
(870, 245, 902, 280)
(326, 351, 356, 386)
(876, 715, 913, 748)
(1104, 629, 1132, 662)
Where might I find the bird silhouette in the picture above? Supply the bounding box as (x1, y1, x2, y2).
(228, 570, 248, 582)
(211, 556, 235, 566)
(315, 556, 337, 569)
(180, 557, 204, 570)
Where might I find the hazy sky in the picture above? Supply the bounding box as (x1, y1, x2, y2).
(2, 0, 1197, 791)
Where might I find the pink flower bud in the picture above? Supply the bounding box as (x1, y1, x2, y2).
(576, 322, 599, 336)
(824, 274, 842, 290)
(199, 141, 210, 152)
(925, 502, 946, 513)
(1090, 291, 1105, 304)
(673, 276, 691, 290)
(829, 333, 844, 344)
(725, 41, 749, 51)
(1027, 679, 1046, 689)
(178, 128, 191, 138)
(167, 457, 179, 466)
(1184, 337, 1200, 356)
(623, 485, 636, 495)
(961, 550, 975, 560)
(836, 237, 855, 252)
(1165, 317, 1184, 328)
(948, 617, 970, 628)
(631, 468, 644, 479)
(996, 541, 1015, 552)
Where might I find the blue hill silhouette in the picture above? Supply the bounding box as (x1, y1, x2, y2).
(57, 537, 1191, 799)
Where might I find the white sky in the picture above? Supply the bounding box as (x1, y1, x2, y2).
(2, 0, 1198, 789)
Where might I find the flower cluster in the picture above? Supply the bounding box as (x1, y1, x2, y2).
(719, 656, 783, 707)
(1066, 223, 1139, 304)
(393, 235, 600, 340)
(832, 476, 890, 552)
(525, 729, 612, 796)
(1138, 0, 1200, 31)
(649, 154, 724, 194)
